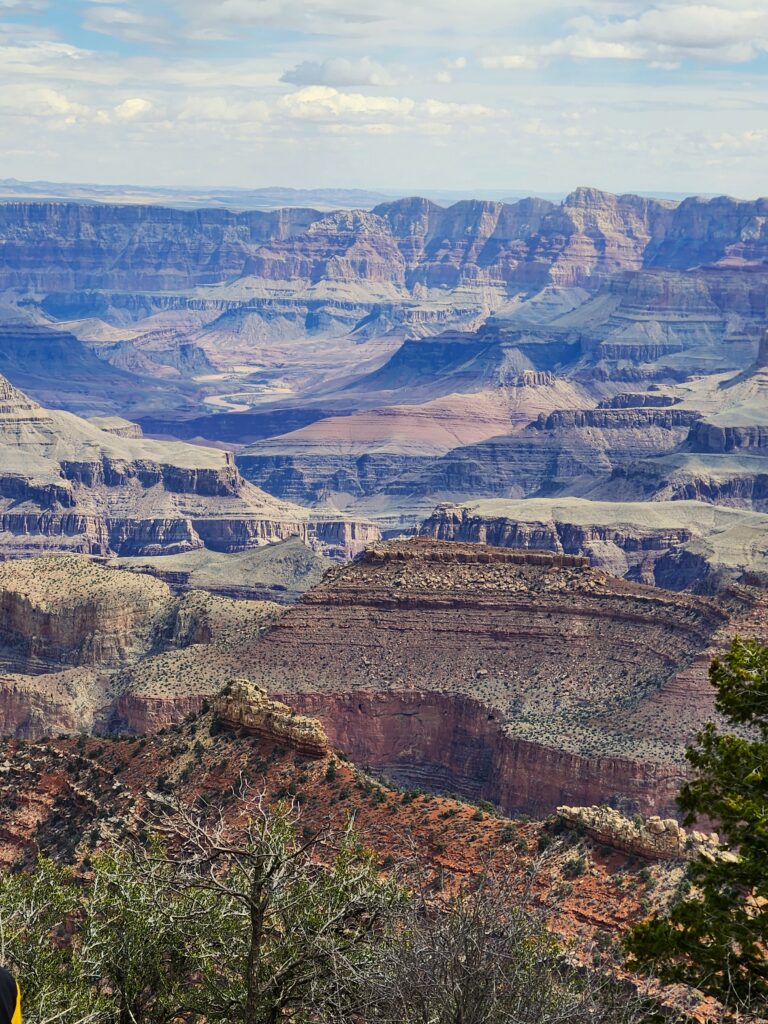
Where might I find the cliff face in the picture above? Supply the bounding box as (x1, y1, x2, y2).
(286, 689, 687, 818)
(0, 556, 284, 738)
(385, 405, 695, 501)
(235, 539, 761, 817)
(0, 373, 377, 560)
(0, 202, 321, 290)
(0, 556, 170, 671)
(418, 498, 768, 588)
(2, 189, 767, 300)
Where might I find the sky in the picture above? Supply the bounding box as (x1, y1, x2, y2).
(2, 0, 768, 196)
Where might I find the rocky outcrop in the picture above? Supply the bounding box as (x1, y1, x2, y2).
(386, 405, 693, 501)
(687, 421, 768, 453)
(418, 498, 768, 587)
(0, 556, 170, 670)
(88, 416, 144, 439)
(533, 408, 699, 432)
(215, 678, 329, 757)
(238, 539, 755, 817)
(598, 393, 681, 410)
(0, 374, 376, 560)
(557, 804, 720, 861)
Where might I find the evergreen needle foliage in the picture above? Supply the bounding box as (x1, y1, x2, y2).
(626, 637, 768, 1018)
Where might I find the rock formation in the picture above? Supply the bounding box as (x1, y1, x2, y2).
(237, 379, 591, 504)
(215, 678, 329, 757)
(0, 554, 283, 738)
(0, 555, 170, 670)
(0, 373, 378, 560)
(113, 536, 332, 603)
(557, 804, 719, 861)
(231, 539, 766, 817)
(419, 498, 768, 588)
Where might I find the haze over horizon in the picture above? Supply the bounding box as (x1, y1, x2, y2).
(2, 0, 768, 197)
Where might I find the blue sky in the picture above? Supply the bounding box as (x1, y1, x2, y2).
(2, 0, 768, 196)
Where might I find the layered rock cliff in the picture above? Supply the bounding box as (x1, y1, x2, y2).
(0, 373, 378, 559)
(384, 404, 695, 502)
(231, 539, 764, 817)
(419, 498, 768, 587)
(3, 189, 767, 305)
(215, 678, 329, 757)
(0, 555, 283, 738)
(0, 555, 170, 671)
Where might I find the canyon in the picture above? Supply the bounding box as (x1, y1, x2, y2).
(1, 184, 768, 867)
(0, 372, 378, 561)
(0, 685, 692, 995)
(3, 539, 763, 823)
(1, 188, 767, 580)
(420, 498, 768, 588)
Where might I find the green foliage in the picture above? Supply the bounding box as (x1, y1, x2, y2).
(0, 799, 651, 1024)
(0, 858, 94, 1023)
(79, 848, 222, 1024)
(175, 805, 403, 1023)
(626, 637, 768, 1016)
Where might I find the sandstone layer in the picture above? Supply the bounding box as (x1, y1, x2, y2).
(0, 373, 378, 560)
(230, 539, 766, 817)
(215, 678, 329, 757)
(0, 554, 282, 738)
(420, 498, 768, 588)
(557, 805, 719, 861)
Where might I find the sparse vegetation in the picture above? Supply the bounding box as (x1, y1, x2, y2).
(626, 638, 768, 1019)
(0, 795, 654, 1024)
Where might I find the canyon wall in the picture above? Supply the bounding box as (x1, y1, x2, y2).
(236, 540, 751, 817)
(2, 189, 767, 301)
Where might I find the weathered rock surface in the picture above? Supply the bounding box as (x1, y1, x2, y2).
(238, 379, 591, 504)
(557, 804, 719, 860)
(113, 536, 332, 603)
(0, 554, 283, 737)
(0, 373, 378, 560)
(384, 405, 695, 502)
(0, 555, 170, 671)
(215, 678, 329, 757)
(232, 539, 765, 817)
(3, 191, 766, 302)
(419, 498, 768, 588)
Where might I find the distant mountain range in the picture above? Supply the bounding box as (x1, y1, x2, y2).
(0, 177, 713, 211)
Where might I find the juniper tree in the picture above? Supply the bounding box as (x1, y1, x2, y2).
(626, 637, 768, 1017)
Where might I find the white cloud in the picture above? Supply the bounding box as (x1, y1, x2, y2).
(82, 4, 168, 43)
(178, 95, 269, 123)
(279, 85, 415, 122)
(281, 56, 396, 87)
(112, 95, 153, 119)
(547, 4, 768, 64)
(436, 55, 468, 82)
(481, 53, 538, 70)
(420, 99, 493, 120)
(0, 84, 90, 124)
